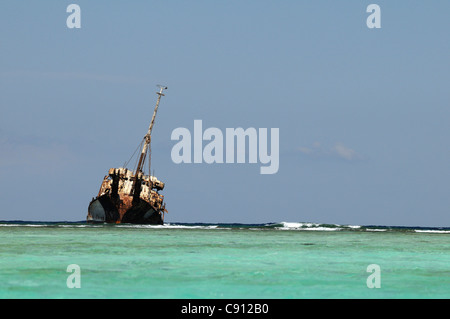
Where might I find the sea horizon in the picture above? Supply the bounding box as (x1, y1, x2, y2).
(1, 220, 449, 233)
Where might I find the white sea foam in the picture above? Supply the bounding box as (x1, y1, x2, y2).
(115, 224, 219, 230)
(280, 222, 319, 228)
(0, 223, 46, 227)
(58, 224, 93, 228)
(302, 227, 342, 231)
(414, 230, 450, 234)
(276, 222, 340, 231)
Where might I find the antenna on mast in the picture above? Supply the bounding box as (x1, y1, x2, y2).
(148, 85, 168, 136)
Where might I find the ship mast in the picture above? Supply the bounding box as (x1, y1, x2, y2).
(135, 85, 167, 177)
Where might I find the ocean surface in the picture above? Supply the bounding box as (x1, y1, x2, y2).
(0, 221, 449, 299)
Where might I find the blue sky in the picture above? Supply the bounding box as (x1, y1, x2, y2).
(0, 1, 449, 226)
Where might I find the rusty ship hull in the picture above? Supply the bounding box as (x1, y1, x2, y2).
(87, 168, 166, 224)
(88, 196, 162, 224)
(87, 86, 168, 225)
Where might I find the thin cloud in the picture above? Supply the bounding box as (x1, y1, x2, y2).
(298, 142, 363, 161)
(332, 142, 360, 160)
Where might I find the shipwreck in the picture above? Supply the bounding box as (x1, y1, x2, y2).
(87, 85, 168, 224)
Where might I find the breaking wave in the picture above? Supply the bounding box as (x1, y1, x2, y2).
(0, 220, 449, 233)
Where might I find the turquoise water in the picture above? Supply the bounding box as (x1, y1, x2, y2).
(0, 222, 449, 299)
